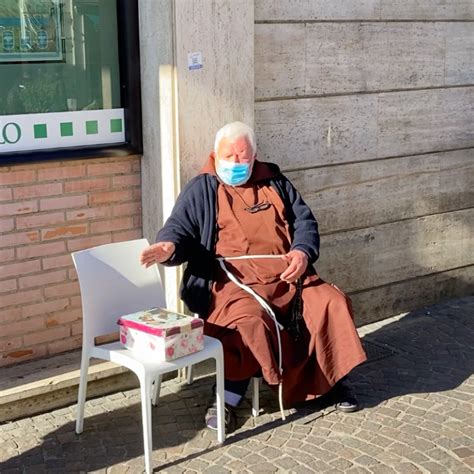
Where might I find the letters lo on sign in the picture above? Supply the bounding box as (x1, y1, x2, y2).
(0, 110, 126, 154)
(0, 122, 21, 145)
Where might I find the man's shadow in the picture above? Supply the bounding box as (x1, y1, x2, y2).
(2, 297, 472, 472)
(352, 296, 473, 409)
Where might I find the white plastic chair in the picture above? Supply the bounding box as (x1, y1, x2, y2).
(251, 377, 260, 417)
(72, 239, 225, 474)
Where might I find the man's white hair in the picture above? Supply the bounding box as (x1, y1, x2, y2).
(214, 121, 257, 156)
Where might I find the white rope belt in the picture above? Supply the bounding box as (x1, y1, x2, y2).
(217, 255, 286, 420)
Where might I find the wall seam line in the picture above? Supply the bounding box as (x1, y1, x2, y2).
(347, 264, 474, 296)
(255, 84, 474, 103)
(319, 206, 474, 237)
(255, 19, 474, 24)
(280, 146, 474, 172)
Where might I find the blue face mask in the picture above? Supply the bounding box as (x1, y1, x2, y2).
(216, 159, 252, 186)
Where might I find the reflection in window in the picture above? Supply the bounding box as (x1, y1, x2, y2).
(0, 0, 121, 115)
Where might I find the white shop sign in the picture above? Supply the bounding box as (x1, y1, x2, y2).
(0, 109, 125, 154)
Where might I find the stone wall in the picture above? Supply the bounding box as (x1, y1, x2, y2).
(254, 1, 474, 324)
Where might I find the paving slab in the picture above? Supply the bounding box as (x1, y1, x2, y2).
(0, 296, 473, 473)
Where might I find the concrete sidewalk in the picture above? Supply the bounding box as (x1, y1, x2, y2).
(1, 296, 473, 473)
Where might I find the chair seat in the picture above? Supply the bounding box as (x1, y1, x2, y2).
(92, 336, 222, 374)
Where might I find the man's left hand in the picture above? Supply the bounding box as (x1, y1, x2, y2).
(280, 249, 308, 283)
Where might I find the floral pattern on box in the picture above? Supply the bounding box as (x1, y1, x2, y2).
(118, 308, 204, 361)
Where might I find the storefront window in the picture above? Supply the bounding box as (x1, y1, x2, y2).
(0, 0, 140, 159)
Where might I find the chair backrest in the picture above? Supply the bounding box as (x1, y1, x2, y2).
(72, 238, 166, 345)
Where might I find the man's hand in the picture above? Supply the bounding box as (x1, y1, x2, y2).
(280, 249, 308, 283)
(139, 242, 176, 268)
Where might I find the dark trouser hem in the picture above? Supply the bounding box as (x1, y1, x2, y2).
(224, 378, 251, 396)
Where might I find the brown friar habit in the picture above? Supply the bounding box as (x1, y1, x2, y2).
(202, 155, 367, 406)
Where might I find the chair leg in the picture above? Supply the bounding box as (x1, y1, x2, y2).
(214, 350, 225, 443)
(76, 350, 90, 434)
(186, 365, 194, 385)
(151, 374, 162, 406)
(139, 374, 154, 474)
(252, 377, 260, 417)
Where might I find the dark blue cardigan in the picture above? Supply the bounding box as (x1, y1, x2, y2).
(157, 165, 320, 316)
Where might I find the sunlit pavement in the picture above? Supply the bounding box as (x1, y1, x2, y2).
(1, 296, 473, 473)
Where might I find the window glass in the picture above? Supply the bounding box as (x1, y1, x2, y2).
(0, 0, 124, 153)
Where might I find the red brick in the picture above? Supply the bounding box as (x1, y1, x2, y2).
(87, 161, 131, 176)
(131, 160, 141, 172)
(0, 169, 36, 185)
(0, 346, 47, 368)
(113, 201, 141, 217)
(0, 259, 41, 279)
(45, 318, 58, 328)
(0, 289, 42, 308)
(19, 269, 67, 290)
(133, 215, 142, 227)
(37, 165, 86, 181)
(71, 321, 83, 336)
(67, 234, 112, 252)
(68, 267, 78, 280)
(40, 195, 88, 211)
(21, 298, 69, 318)
(0, 231, 39, 247)
(0, 248, 15, 263)
(69, 295, 82, 308)
(1, 316, 45, 337)
(48, 335, 82, 355)
(25, 161, 82, 170)
(0, 200, 38, 217)
(46, 308, 81, 327)
(2, 162, 38, 170)
(0, 279, 17, 293)
(14, 183, 62, 199)
(23, 326, 70, 346)
(112, 174, 141, 187)
(112, 229, 142, 242)
(64, 177, 110, 193)
(41, 225, 88, 241)
(42, 254, 73, 270)
(63, 159, 91, 167)
(66, 206, 112, 222)
(89, 190, 132, 205)
(44, 281, 80, 299)
(0, 336, 22, 352)
(17, 241, 66, 259)
(0, 218, 14, 232)
(0, 188, 12, 201)
(132, 188, 142, 200)
(16, 211, 64, 229)
(0, 307, 21, 324)
(90, 217, 134, 234)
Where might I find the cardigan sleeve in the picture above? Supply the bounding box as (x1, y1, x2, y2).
(281, 176, 320, 264)
(155, 178, 201, 266)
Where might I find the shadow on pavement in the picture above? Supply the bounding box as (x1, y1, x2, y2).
(352, 296, 473, 410)
(2, 297, 473, 472)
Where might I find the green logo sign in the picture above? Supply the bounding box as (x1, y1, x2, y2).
(0, 122, 22, 145)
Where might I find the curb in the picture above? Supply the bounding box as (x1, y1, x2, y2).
(0, 350, 215, 423)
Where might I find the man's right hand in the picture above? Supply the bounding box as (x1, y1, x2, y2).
(139, 242, 176, 268)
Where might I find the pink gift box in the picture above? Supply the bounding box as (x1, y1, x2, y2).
(117, 308, 204, 361)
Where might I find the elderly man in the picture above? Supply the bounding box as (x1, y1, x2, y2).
(140, 122, 366, 430)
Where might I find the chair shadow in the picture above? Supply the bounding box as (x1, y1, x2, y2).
(3, 297, 472, 472)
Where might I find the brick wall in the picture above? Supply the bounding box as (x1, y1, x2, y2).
(0, 155, 142, 367)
